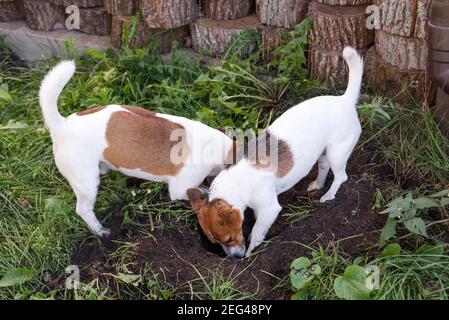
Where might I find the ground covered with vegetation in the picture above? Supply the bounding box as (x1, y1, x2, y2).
(0, 25, 448, 300)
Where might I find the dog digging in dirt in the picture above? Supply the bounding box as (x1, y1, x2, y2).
(187, 47, 364, 258)
(39, 61, 235, 237)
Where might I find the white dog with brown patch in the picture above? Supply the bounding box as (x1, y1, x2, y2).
(187, 47, 363, 258)
(39, 61, 234, 236)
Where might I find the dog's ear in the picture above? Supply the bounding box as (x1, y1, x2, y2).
(187, 188, 208, 213)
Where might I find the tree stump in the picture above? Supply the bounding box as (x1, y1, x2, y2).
(190, 16, 259, 56)
(309, 1, 374, 51)
(111, 16, 187, 53)
(104, 0, 138, 16)
(140, 0, 199, 28)
(23, 0, 66, 31)
(374, 0, 431, 39)
(315, 0, 373, 5)
(0, 1, 24, 22)
(259, 0, 310, 29)
(375, 30, 427, 70)
(309, 45, 368, 86)
(365, 47, 436, 105)
(204, 0, 253, 20)
(260, 25, 289, 61)
(48, 0, 103, 7)
(78, 7, 111, 35)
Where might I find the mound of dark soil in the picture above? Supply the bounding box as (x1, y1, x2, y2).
(72, 147, 387, 299)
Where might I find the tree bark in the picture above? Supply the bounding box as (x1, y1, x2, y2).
(23, 0, 66, 31)
(260, 25, 289, 61)
(259, 0, 310, 29)
(375, 30, 427, 70)
(0, 1, 24, 22)
(139, 0, 199, 28)
(111, 15, 187, 53)
(48, 0, 103, 7)
(78, 7, 111, 35)
(365, 47, 436, 106)
(204, 0, 253, 20)
(309, 1, 374, 51)
(104, 0, 138, 16)
(190, 16, 259, 56)
(315, 0, 372, 5)
(374, 0, 431, 39)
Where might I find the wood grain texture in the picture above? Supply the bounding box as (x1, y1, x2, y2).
(374, 0, 431, 39)
(316, 0, 373, 5)
(204, 0, 253, 20)
(190, 16, 259, 56)
(375, 30, 427, 70)
(23, 0, 66, 31)
(0, 1, 24, 22)
(309, 1, 374, 51)
(78, 7, 111, 35)
(259, 0, 310, 28)
(104, 0, 138, 16)
(140, 0, 199, 28)
(49, 0, 103, 7)
(260, 25, 289, 61)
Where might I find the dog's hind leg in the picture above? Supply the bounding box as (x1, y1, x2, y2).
(307, 154, 329, 192)
(55, 155, 110, 236)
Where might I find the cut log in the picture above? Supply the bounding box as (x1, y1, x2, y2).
(315, 0, 373, 5)
(259, 0, 310, 29)
(23, 0, 66, 31)
(111, 15, 187, 53)
(365, 47, 436, 106)
(375, 30, 427, 70)
(104, 0, 137, 16)
(260, 25, 289, 61)
(374, 0, 431, 39)
(78, 7, 111, 35)
(309, 2, 374, 51)
(309, 45, 368, 86)
(48, 0, 103, 7)
(204, 0, 253, 20)
(140, 0, 199, 28)
(190, 16, 259, 56)
(0, 1, 24, 22)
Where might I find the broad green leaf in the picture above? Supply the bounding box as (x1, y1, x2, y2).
(416, 244, 444, 260)
(398, 192, 413, 210)
(115, 273, 142, 287)
(0, 86, 11, 101)
(310, 264, 322, 275)
(414, 198, 440, 209)
(291, 288, 308, 300)
(381, 243, 401, 257)
(430, 189, 449, 198)
(0, 268, 35, 287)
(379, 218, 397, 246)
(403, 217, 428, 237)
(334, 265, 371, 300)
(291, 271, 311, 290)
(441, 198, 449, 207)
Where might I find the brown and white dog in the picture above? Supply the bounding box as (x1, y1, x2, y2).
(187, 47, 364, 258)
(39, 61, 234, 236)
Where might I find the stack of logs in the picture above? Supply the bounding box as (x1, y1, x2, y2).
(110, 0, 193, 53)
(190, 0, 259, 56)
(258, 0, 311, 61)
(308, 0, 374, 86)
(365, 0, 434, 105)
(0, 0, 24, 22)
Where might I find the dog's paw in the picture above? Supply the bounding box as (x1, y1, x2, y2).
(320, 193, 335, 203)
(96, 227, 111, 237)
(307, 180, 322, 192)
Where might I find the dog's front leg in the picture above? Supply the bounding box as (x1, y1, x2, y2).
(246, 200, 282, 257)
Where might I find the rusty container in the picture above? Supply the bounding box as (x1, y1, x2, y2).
(428, 0, 449, 94)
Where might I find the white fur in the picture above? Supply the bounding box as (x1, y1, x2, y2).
(40, 61, 233, 236)
(209, 47, 364, 257)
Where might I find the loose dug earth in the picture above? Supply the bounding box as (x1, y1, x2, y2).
(72, 146, 388, 299)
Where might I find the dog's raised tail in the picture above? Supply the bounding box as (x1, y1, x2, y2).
(342, 47, 364, 104)
(39, 60, 75, 133)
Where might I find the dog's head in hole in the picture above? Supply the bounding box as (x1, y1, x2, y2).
(187, 188, 246, 258)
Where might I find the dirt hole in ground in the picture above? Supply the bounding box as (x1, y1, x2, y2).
(71, 146, 389, 299)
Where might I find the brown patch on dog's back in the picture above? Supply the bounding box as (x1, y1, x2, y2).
(76, 106, 106, 116)
(246, 130, 293, 178)
(103, 107, 188, 176)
